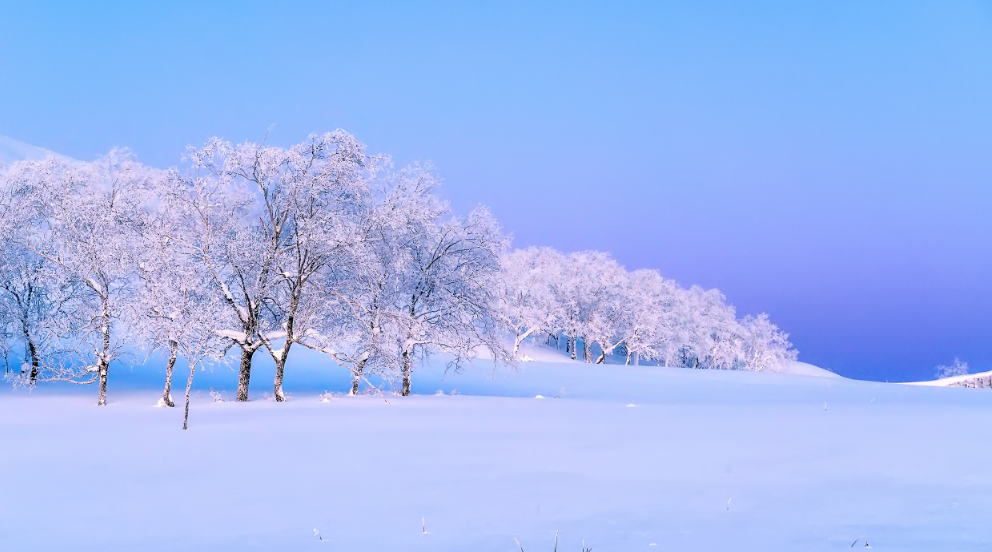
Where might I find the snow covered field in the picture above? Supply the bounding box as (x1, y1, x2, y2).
(2, 351, 990, 551)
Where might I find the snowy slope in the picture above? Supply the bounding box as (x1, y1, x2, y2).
(906, 369, 992, 387)
(0, 134, 71, 165)
(2, 355, 989, 552)
(514, 341, 839, 378)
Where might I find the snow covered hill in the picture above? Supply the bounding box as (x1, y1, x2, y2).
(0, 134, 71, 165)
(2, 356, 989, 552)
(513, 341, 839, 378)
(906, 369, 992, 388)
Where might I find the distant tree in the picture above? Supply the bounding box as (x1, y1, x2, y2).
(615, 269, 680, 365)
(738, 313, 797, 371)
(935, 358, 969, 380)
(498, 247, 563, 359)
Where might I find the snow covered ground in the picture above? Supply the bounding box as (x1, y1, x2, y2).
(2, 347, 990, 552)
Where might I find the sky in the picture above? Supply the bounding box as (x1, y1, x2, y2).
(1, 1, 990, 381)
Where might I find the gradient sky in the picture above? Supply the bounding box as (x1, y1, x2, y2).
(2, 1, 990, 381)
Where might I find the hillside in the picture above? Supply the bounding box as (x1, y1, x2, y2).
(0, 134, 69, 166)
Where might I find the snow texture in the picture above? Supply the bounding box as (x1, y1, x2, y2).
(1, 354, 989, 551)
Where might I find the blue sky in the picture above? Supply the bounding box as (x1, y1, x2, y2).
(2, 1, 990, 381)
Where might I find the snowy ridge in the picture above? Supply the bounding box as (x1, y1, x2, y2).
(0, 134, 72, 165)
(906, 369, 992, 388)
(510, 341, 838, 378)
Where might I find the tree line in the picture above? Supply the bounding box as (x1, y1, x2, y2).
(0, 131, 796, 420)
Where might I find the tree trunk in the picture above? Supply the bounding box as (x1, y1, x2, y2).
(236, 346, 255, 402)
(402, 349, 412, 396)
(27, 338, 39, 383)
(625, 350, 632, 365)
(273, 353, 287, 402)
(570, 336, 577, 360)
(583, 339, 592, 363)
(97, 305, 111, 406)
(97, 361, 108, 406)
(183, 361, 196, 430)
(161, 343, 177, 407)
(596, 351, 606, 364)
(350, 358, 368, 396)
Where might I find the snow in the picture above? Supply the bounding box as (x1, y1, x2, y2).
(0, 134, 73, 165)
(778, 360, 840, 378)
(907, 368, 992, 387)
(2, 353, 990, 551)
(513, 341, 837, 378)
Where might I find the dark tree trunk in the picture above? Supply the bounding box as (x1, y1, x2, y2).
(236, 346, 255, 402)
(161, 342, 177, 407)
(183, 361, 196, 430)
(583, 338, 593, 363)
(401, 349, 412, 396)
(97, 361, 109, 406)
(96, 305, 111, 406)
(26, 339, 39, 383)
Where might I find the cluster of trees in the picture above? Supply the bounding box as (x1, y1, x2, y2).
(500, 248, 796, 370)
(0, 131, 797, 420)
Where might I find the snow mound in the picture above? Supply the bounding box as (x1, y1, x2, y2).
(513, 342, 582, 364)
(775, 361, 840, 378)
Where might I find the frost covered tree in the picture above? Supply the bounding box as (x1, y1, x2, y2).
(385, 166, 508, 396)
(3, 152, 152, 404)
(498, 246, 797, 371)
(252, 132, 378, 402)
(552, 251, 623, 363)
(613, 269, 679, 365)
(163, 132, 378, 402)
(0, 244, 60, 383)
(739, 313, 798, 371)
(132, 197, 230, 407)
(674, 286, 741, 369)
(302, 173, 423, 396)
(136, 237, 228, 426)
(498, 247, 563, 359)
(160, 143, 266, 402)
